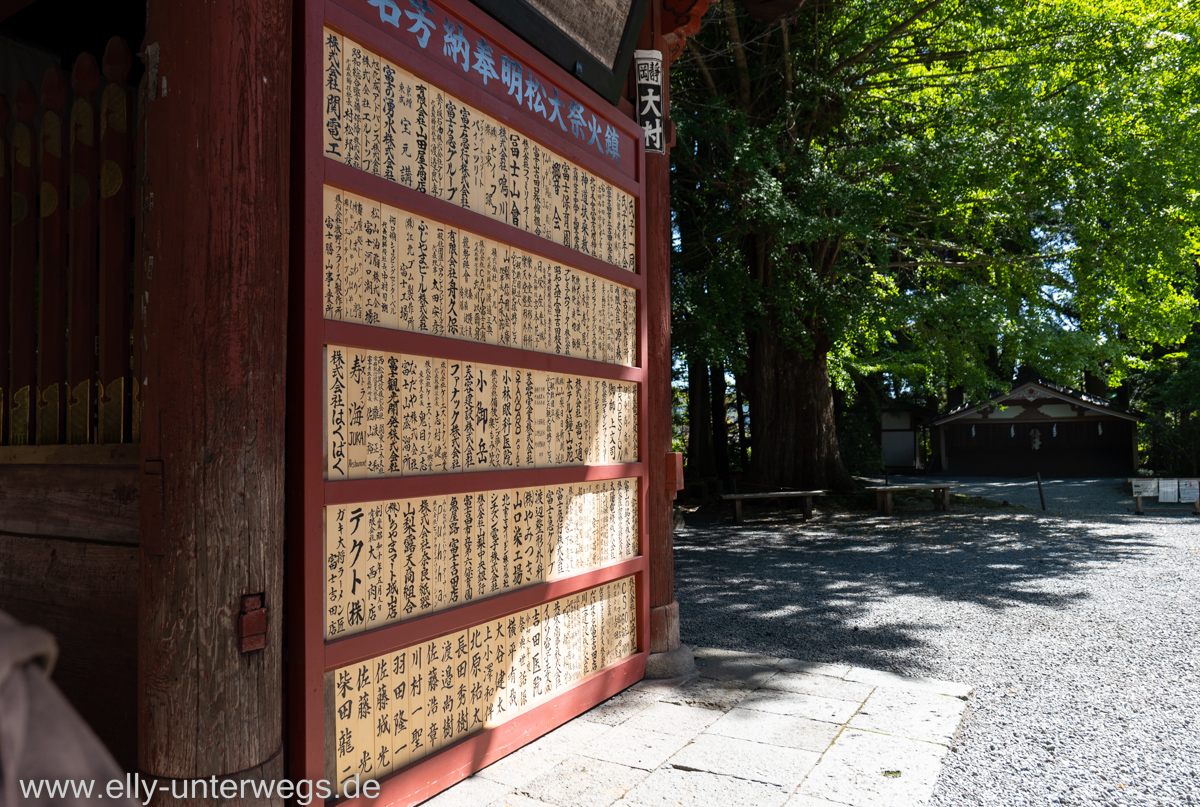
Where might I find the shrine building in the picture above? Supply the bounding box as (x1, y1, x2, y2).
(926, 379, 1139, 477)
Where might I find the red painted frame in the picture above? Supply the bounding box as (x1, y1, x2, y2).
(288, 1, 649, 805)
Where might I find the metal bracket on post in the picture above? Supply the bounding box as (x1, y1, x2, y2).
(666, 452, 684, 500)
(237, 594, 267, 653)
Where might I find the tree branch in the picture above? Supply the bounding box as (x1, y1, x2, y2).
(832, 0, 949, 75)
(687, 38, 722, 99)
(1039, 68, 1100, 102)
(780, 17, 797, 143)
(723, 0, 753, 108)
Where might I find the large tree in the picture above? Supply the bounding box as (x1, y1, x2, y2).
(672, 0, 1200, 489)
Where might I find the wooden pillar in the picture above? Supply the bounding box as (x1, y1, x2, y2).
(642, 1, 690, 676)
(9, 80, 37, 446)
(132, 71, 148, 444)
(0, 93, 10, 445)
(647, 138, 678, 653)
(138, 0, 291, 798)
(98, 39, 134, 445)
(37, 68, 69, 445)
(67, 54, 101, 445)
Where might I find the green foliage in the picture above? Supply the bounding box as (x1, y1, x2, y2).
(672, 0, 1200, 411)
(1128, 332, 1200, 475)
(672, 382, 690, 455)
(835, 373, 886, 475)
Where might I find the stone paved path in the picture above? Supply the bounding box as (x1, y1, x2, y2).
(420, 647, 971, 806)
(674, 482, 1200, 806)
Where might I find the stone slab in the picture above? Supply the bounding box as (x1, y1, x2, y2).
(645, 644, 696, 679)
(484, 796, 559, 807)
(844, 667, 972, 699)
(526, 717, 614, 756)
(421, 652, 970, 807)
(705, 707, 843, 753)
(797, 728, 950, 807)
(694, 655, 780, 686)
(763, 670, 875, 703)
(849, 687, 967, 746)
(621, 701, 722, 737)
(631, 674, 696, 698)
(668, 733, 821, 789)
(476, 745, 569, 788)
(520, 755, 650, 807)
(782, 795, 848, 807)
(776, 659, 853, 678)
(580, 690, 661, 726)
(660, 676, 754, 712)
(739, 688, 862, 724)
(578, 724, 692, 771)
(622, 766, 792, 807)
(420, 776, 513, 807)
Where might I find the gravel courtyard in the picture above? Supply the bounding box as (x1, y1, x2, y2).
(674, 478, 1200, 806)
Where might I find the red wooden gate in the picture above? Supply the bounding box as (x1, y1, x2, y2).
(289, 1, 649, 804)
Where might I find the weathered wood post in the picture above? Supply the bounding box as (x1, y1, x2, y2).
(98, 38, 134, 445)
(9, 80, 37, 446)
(97, 40, 135, 444)
(68, 54, 101, 445)
(642, 3, 693, 678)
(0, 93, 10, 445)
(37, 68, 69, 445)
(132, 71, 147, 443)
(138, 0, 291, 800)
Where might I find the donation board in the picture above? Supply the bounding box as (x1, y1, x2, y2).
(290, 1, 648, 804)
(1131, 479, 1158, 497)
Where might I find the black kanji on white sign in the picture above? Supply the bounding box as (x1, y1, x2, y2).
(633, 50, 664, 154)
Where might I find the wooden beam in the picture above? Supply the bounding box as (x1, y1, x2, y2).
(0, 463, 139, 542)
(642, 1, 680, 660)
(138, 0, 291, 791)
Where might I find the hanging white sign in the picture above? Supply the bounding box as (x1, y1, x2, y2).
(633, 49, 664, 154)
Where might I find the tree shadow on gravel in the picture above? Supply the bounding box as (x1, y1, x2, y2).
(674, 505, 1164, 675)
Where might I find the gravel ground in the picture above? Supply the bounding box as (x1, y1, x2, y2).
(674, 477, 1200, 806)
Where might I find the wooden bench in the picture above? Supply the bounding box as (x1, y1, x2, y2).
(864, 484, 957, 515)
(721, 490, 827, 523)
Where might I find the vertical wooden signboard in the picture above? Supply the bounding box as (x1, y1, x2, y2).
(290, 1, 648, 805)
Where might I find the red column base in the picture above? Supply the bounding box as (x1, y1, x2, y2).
(645, 600, 694, 679)
(649, 600, 680, 653)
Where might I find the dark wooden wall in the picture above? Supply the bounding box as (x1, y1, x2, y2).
(0, 21, 145, 774)
(0, 450, 139, 771)
(944, 419, 1135, 477)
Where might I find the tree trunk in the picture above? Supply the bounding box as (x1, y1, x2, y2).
(735, 378, 749, 473)
(710, 363, 729, 483)
(686, 356, 714, 478)
(947, 384, 964, 411)
(748, 319, 854, 491)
